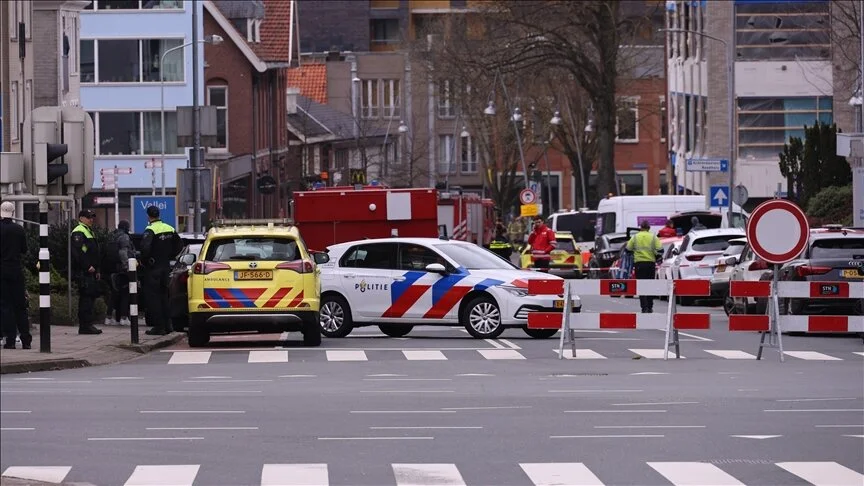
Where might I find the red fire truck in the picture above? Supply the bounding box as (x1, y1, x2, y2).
(437, 191, 496, 246)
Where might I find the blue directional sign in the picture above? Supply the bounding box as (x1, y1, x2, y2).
(686, 158, 729, 173)
(131, 195, 177, 234)
(710, 186, 730, 207)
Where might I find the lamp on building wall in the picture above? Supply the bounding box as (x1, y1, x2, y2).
(159, 33, 224, 195)
(398, 120, 409, 133)
(484, 101, 496, 116)
(460, 126, 469, 138)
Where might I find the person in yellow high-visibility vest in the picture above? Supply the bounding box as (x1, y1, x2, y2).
(626, 220, 663, 313)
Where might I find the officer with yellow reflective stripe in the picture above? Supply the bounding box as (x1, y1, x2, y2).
(71, 209, 103, 335)
(140, 205, 182, 335)
(626, 220, 663, 313)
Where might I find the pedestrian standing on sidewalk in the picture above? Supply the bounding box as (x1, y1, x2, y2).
(139, 206, 181, 335)
(71, 209, 103, 335)
(626, 220, 663, 313)
(0, 201, 32, 349)
(102, 220, 135, 326)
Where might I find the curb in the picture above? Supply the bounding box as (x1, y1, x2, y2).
(115, 332, 186, 354)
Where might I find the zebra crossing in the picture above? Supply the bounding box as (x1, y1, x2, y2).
(162, 348, 864, 364)
(3, 461, 862, 485)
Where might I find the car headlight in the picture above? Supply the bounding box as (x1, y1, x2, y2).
(500, 285, 528, 297)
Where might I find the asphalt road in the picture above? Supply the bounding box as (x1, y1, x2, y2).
(2, 295, 863, 486)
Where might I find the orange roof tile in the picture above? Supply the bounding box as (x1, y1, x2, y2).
(287, 64, 327, 104)
(251, 0, 292, 63)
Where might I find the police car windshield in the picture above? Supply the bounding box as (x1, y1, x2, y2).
(206, 237, 299, 262)
(434, 243, 517, 269)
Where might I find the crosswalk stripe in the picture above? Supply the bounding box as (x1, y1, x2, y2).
(647, 462, 744, 486)
(167, 351, 211, 365)
(785, 351, 842, 361)
(476, 349, 525, 360)
(520, 462, 604, 485)
(704, 350, 757, 360)
(629, 349, 685, 359)
(1, 466, 71, 484)
(853, 352, 864, 357)
(124, 465, 200, 486)
(402, 350, 448, 360)
(777, 461, 864, 486)
(248, 350, 289, 363)
(555, 349, 607, 360)
(392, 464, 466, 486)
(261, 464, 329, 486)
(325, 350, 368, 361)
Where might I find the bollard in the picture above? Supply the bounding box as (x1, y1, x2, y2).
(128, 257, 139, 344)
(39, 207, 50, 353)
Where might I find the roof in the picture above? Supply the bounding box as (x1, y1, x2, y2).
(250, 0, 294, 63)
(287, 63, 327, 104)
(204, 1, 267, 73)
(287, 95, 389, 141)
(205, 0, 296, 71)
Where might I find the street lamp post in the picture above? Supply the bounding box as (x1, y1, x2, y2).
(484, 72, 531, 190)
(661, 28, 735, 225)
(551, 110, 590, 209)
(159, 34, 223, 196)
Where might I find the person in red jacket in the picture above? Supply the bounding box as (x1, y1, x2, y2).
(657, 220, 678, 238)
(527, 217, 557, 269)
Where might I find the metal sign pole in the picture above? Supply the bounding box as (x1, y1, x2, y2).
(113, 166, 120, 229)
(664, 282, 675, 360)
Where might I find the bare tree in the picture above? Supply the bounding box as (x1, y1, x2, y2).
(831, 1, 863, 101)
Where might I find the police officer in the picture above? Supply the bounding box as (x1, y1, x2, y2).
(71, 209, 103, 334)
(0, 201, 31, 349)
(488, 223, 513, 261)
(626, 220, 663, 313)
(139, 205, 181, 335)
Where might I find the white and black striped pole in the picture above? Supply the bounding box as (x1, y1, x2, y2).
(39, 202, 51, 353)
(128, 257, 139, 344)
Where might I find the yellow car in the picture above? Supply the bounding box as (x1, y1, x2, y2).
(519, 231, 583, 277)
(186, 219, 328, 347)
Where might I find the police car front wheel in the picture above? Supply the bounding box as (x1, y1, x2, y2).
(462, 296, 505, 339)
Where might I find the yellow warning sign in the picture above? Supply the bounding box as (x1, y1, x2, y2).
(520, 204, 539, 217)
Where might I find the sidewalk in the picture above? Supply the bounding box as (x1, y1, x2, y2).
(0, 325, 184, 374)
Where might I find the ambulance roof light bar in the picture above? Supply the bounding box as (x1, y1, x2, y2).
(212, 218, 295, 228)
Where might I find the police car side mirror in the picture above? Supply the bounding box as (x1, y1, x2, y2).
(425, 263, 447, 274)
(179, 253, 196, 265)
(313, 252, 330, 265)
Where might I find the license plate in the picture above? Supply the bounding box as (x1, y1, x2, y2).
(235, 270, 273, 280)
(554, 300, 565, 308)
(715, 265, 726, 273)
(841, 269, 864, 278)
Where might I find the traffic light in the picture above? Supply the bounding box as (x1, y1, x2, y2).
(34, 142, 68, 186)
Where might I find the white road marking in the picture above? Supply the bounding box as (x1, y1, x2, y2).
(326, 350, 367, 361)
(730, 435, 782, 439)
(318, 436, 433, 441)
(565, 410, 667, 413)
(676, 331, 713, 342)
(0, 410, 31, 414)
(248, 350, 289, 363)
(705, 350, 757, 360)
(166, 390, 262, 394)
(442, 406, 532, 411)
(519, 463, 604, 486)
(1, 466, 71, 484)
(146, 427, 258, 431)
(552, 434, 664, 439)
(392, 464, 465, 485)
(630, 372, 669, 375)
(648, 462, 744, 486)
(594, 425, 705, 429)
(777, 397, 859, 402)
(370, 426, 482, 430)
(363, 378, 452, 381)
(0, 428, 34, 431)
(477, 349, 525, 360)
(611, 401, 699, 406)
(815, 425, 864, 428)
(784, 351, 842, 361)
(101, 376, 144, 380)
(0, 390, 72, 394)
(629, 349, 685, 359)
(549, 389, 643, 394)
(350, 410, 455, 414)
(402, 350, 448, 360)
(261, 464, 328, 486)
(190, 376, 231, 379)
(765, 409, 864, 413)
(498, 339, 521, 349)
(777, 462, 864, 486)
(139, 410, 244, 414)
(367, 374, 405, 377)
(124, 465, 200, 486)
(360, 390, 455, 394)
(854, 352, 864, 357)
(11, 377, 54, 381)
(844, 435, 864, 438)
(183, 379, 273, 383)
(718, 372, 744, 375)
(555, 349, 607, 359)
(455, 373, 495, 377)
(484, 339, 506, 349)
(278, 374, 317, 378)
(89, 437, 204, 441)
(167, 351, 211, 365)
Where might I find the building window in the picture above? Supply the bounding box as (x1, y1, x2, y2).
(737, 96, 833, 160)
(208, 86, 228, 150)
(382, 79, 400, 118)
(97, 39, 140, 82)
(615, 98, 638, 143)
(100, 0, 138, 9)
(89, 1, 183, 10)
(438, 80, 454, 118)
(371, 19, 400, 45)
(438, 135, 455, 174)
(143, 39, 183, 82)
(80, 40, 95, 82)
(99, 112, 141, 155)
(142, 112, 181, 155)
(735, 1, 830, 61)
(10, 82, 19, 142)
(460, 135, 478, 173)
(361, 80, 379, 118)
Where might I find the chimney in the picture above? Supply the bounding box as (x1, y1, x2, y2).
(286, 87, 301, 114)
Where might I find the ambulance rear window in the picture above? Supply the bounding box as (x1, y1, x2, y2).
(206, 237, 299, 262)
(555, 238, 576, 252)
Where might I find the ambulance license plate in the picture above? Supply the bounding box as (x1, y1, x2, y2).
(235, 270, 273, 280)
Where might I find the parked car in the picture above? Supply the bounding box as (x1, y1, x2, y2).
(668, 228, 746, 305)
(657, 237, 684, 281)
(519, 231, 583, 277)
(725, 242, 771, 315)
(587, 233, 629, 279)
(710, 237, 748, 298)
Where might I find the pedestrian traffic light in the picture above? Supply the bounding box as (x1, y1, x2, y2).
(34, 142, 69, 186)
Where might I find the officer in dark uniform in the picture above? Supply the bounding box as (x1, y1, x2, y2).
(0, 201, 31, 349)
(139, 205, 181, 335)
(488, 222, 513, 261)
(71, 209, 103, 334)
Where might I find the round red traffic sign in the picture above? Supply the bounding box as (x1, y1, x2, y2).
(519, 188, 537, 205)
(746, 199, 810, 264)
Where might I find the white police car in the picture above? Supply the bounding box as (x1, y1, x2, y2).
(317, 237, 581, 339)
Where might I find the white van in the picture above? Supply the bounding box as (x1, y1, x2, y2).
(595, 195, 748, 237)
(545, 210, 598, 252)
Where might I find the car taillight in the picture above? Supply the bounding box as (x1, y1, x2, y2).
(276, 260, 314, 273)
(796, 265, 832, 277)
(748, 260, 768, 271)
(192, 261, 230, 275)
(686, 254, 704, 262)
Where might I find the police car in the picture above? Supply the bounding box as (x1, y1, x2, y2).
(317, 237, 581, 339)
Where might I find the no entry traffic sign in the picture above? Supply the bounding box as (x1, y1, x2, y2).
(746, 199, 810, 264)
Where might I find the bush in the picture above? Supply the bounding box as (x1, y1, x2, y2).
(23, 219, 111, 281)
(806, 185, 853, 227)
(27, 291, 108, 326)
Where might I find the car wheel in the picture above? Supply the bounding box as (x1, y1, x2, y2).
(523, 328, 558, 339)
(723, 294, 736, 316)
(379, 324, 413, 337)
(462, 295, 505, 339)
(319, 294, 354, 338)
(303, 320, 322, 347)
(187, 324, 209, 348)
